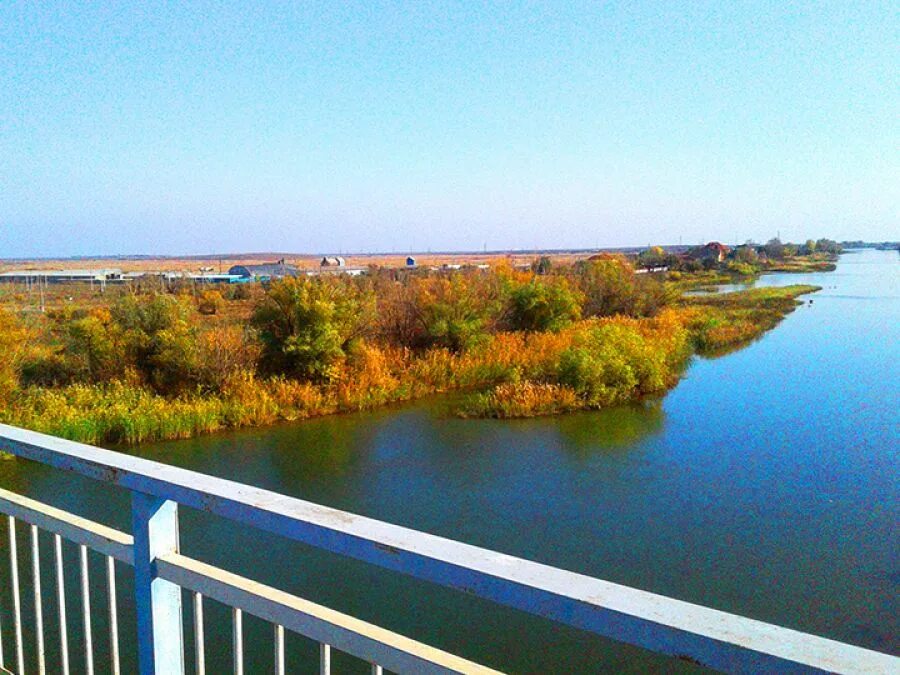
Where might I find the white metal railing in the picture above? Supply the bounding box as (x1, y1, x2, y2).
(0, 422, 897, 674)
(0, 486, 493, 674)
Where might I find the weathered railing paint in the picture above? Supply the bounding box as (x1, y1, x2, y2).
(0, 423, 897, 674)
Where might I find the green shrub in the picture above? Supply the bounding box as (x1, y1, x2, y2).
(252, 277, 374, 381)
(64, 314, 127, 382)
(420, 276, 493, 352)
(20, 353, 79, 387)
(557, 323, 672, 406)
(507, 278, 582, 332)
(110, 294, 201, 394)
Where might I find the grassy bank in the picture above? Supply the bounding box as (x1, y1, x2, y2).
(764, 260, 837, 273)
(457, 285, 819, 418)
(0, 252, 824, 443)
(0, 286, 819, 437)
(679, 284, 819, 354)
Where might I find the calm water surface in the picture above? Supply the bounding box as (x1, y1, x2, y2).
(1, 249, 897, 673)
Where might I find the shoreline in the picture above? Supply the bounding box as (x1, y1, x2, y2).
(1, 283, 821, 444)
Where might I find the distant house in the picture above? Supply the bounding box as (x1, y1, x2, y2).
(406, 256, 417, 267)
(689, 242, 730, 263)
(321, 256, 346, 267)
(228, 260, 299, 280)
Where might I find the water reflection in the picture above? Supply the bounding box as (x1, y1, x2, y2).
(553, 401, 665, 455)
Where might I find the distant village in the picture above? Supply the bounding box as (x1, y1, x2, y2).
(0, 253, 483, 286)
(0, 238, 888, 287)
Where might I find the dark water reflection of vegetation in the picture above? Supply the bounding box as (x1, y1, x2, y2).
(0, 250, 897, 673)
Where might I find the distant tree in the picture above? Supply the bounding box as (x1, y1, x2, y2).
(64, 310, 126, 382)
(533, 256, 553, 275)
(196, 325, 260, 390)
(374, 278, 426, 348)
(573, 258, 674, 318)
(637, 246, 669, 269)
(732, 245, 759, 264)
(419, 276, 497, 352)
(815, 238, 843, 254)
(764, 238, 786, 259)
(579, 259, 636, 317)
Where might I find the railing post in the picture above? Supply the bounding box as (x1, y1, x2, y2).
(132, 492, 185, 675)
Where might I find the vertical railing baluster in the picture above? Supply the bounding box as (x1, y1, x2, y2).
(54, 534, 70, 675)
(274, 624, 284, 675)
(0, 547, 4, 671)
(131, 494, 184, 675)
(232, 608, 243, 675)
(31, 525, 46, 675)
(193, 593, 205, 675)
(107, 556, 120, 675)
(372, 664, 384, 675)
(79, 544, 94, 675)
(8, 516, 25, 674)
(320, 643, 331, 675)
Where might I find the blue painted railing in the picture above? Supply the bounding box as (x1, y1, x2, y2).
(0, 423, 896, 674)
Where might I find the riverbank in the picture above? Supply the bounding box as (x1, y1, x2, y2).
(0, 284, 819, 441)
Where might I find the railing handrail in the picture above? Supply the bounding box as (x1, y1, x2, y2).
(1, 423, 897, 674)
(0, 485, 500, 674)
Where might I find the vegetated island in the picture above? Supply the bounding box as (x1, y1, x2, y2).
(0, 238, 835, 445)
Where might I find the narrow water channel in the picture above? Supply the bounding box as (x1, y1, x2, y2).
(1, 249, 897, 673)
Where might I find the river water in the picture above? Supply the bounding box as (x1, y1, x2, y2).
(1, 249, 897, 673)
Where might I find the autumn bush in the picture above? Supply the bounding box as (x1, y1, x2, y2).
(506, 277, 582, 332)
(0, 309, 28, 402)
(565, 258, 671, 318)
(197, 289, 225, 315)
(252, 276, 374, 381)
(196, 325, 260, 391)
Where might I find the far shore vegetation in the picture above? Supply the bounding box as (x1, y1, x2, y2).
(0, 238, 835, 444)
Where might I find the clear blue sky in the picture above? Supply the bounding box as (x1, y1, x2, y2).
(1, 1, 896, 257)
